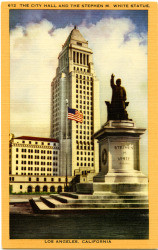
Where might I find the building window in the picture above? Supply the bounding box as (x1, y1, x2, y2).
(77, 42, 82, 46)
(44, 178, 47, 182)
(73, 51, 75, 63)
(29, 141, 31, 144)
(29, 178, 31, 181)
(22, 141, 25, 143)
(77, 52, 79, 63)
(16, 160, 18, 164)
(58, 178, 61, 182)
(16, 148, 18, 152)
(20, 185, 22, 190)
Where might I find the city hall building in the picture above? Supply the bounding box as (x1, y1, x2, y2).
(9, 134, 72, 193)
(50, 26, 100, 180)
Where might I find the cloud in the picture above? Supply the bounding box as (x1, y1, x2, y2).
(10, 17, 147, 134)
(79, 18, 147, 127)
(10, 20, 72, 137)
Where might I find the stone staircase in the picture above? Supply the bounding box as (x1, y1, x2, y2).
(29, 192, 148, 214)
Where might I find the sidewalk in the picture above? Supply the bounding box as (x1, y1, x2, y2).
(10, 194, 41, 214)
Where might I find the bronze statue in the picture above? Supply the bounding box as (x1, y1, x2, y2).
(111, 74, 126, 109)
(105, 74, 129, 120)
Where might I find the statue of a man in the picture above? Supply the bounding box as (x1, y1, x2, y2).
(111, 74, 126, 109)
(105, 74, 129, 120)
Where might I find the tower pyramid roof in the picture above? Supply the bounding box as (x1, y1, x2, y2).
(63, 26, 88, 48)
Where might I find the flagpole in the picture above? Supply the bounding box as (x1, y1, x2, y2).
(65, 99, 68, 191)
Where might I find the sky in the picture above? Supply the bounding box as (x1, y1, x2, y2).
(10, 10, 148, 174)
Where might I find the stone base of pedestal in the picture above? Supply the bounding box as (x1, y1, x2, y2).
(76, 182, 148, 195)
(93, 171, 148, 184)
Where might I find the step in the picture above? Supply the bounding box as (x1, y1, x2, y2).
(60, 192, 79, 199)
(61, 192, 148, 200)
(50, 194, 74, 203)
(39, 197, 149, 209)
(50, 194, 148, 204)
(59, 203, 149, 209)
(66, 199, 148, 204)
(40, 196, 63, 208)
(30, 198, 52, 213)
(77, 194, 148, 200)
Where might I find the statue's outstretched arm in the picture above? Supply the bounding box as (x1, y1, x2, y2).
(111, 74, 115, 88)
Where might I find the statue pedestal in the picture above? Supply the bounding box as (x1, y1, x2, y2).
(76, 120, 148, 196)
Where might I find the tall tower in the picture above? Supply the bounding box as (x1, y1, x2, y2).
(50, 26, 100, 181)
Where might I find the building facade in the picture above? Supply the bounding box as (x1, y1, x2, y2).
(50, 27, 100, 179)
(9, 175, 72, 193)
(9, 134, 60, 177)
(9, 134, 73, 193)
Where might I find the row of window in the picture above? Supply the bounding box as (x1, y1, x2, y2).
(20, 173, 51, 176)
(18, 185, 62, 192)
(76, 92, 92, 98)
(76, 78, 93, 83)
(76, 131, 92, 136)
(76, 87, 93, 93)
(77, 151, 94, 155)
(76, 135, 93, 140)
(74, 67, 89, 73)
(16, 160, 53, 165)
(73, 51, 89, 66)
(77, 145, 94, 150)
(17, 148, 53, 154)
(76, 119, 93, 125)
(76, 99, 93, 106)
(17, 167, 53, 171)
(76, 75, 92, 80)
(76, 141, 94, 145)
(76, 80, 92, 85)
(16, 155, 53, 160)
(76, 130, 93, 135)
(21, 141, 52, 146)
(76, 97, 93, 103)
(77, 162, 94, 167)
(9, 177, 61, 182)
(76, 86, 93, 91)
(77, 157, 94, 161)
(76, 124, 93, 129)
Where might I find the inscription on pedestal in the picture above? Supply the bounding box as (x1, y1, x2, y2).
(110, 142, 134, 171)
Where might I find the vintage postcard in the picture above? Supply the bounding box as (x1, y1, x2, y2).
(1, 1, 158, 249)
